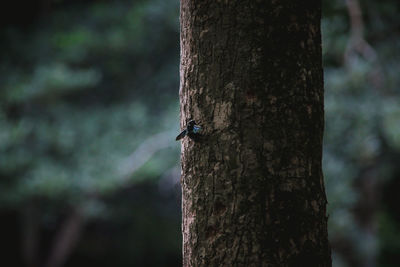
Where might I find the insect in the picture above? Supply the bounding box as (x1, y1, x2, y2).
(176, 119, 202, 141)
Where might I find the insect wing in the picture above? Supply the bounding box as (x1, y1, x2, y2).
(176, 130, 187, 141)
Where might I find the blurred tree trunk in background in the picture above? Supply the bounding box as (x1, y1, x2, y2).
(179, 1, 331, 266)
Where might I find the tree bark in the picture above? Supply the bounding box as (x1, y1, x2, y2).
(179, 1, 331, 266)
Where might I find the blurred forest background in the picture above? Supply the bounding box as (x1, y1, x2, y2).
(0, 0, 399, 266)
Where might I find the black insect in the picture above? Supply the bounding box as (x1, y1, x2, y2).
(176, 120, 202, 141)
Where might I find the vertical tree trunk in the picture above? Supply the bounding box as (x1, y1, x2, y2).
(179, 1, 331, 266)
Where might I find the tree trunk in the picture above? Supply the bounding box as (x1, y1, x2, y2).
(179, 1, 331, 266)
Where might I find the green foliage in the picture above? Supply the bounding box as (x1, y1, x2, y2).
(0, 0, 180, 211)
(322, 0, 400, 265)
(0, 1, 182, 265)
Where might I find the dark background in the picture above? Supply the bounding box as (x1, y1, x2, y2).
(0, 0, 399, 266)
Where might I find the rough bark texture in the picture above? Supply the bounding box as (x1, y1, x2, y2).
(179, 1, 331, 266)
